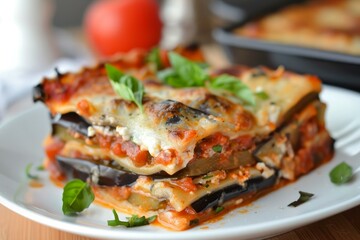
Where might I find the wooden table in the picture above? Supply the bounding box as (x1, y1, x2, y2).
(1, 203, 360, 240)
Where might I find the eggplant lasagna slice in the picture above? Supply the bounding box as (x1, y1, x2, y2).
(34, 49, 334, 230)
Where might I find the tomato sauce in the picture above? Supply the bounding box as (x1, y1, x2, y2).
(171, 177, 197, 193)
(76, 99, 94, 117)
(195, 132, 254, 161)
(154, 149, 178, 165)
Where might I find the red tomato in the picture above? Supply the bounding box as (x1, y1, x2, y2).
(84, 0, 163, 57)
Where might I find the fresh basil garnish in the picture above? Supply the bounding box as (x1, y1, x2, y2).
(107, 209, 156, 227)
(105, 64, 145, 111)
(158, 52, 208, 87)
(210, 74, 256, 106)
(158, 52, 256, 105)
(288, 191, 314, 207)
(330, 162, 353, 185)
(37, 165, 45, 171)
(62, 179, 95, 215)
(212, 145, 222, 153)
(146, 47, 162, 70)
(25, 163, 39, 180)
(255, 91, 270, 100)
(157, 68, 186, 88)
(215, 206, 224, 214)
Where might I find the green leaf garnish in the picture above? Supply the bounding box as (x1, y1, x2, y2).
(158, 52, 256, 105)
(210, 75, 256, 105)
(255, 91, 270, 100)
(146, 47, 162, 70)
(105, 64, 123, 83)
(169, 52, 209, 87)
(146, 215, 157, 223)
(212, 145, 222, 153)
(62, 179, 95, 215)
(157, 68, 187, 88)
(215, 206, 224, 214)
(25, 163, 39, 180)
(330, 162, 353, 185)
(158, 52, 208, 88)
(37, 165, 45, 171)
(107, 209, 156, 227)
(105, 64, 145, 111)
(288, 191, 314, 207)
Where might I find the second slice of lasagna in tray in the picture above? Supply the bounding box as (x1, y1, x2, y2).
(33, 47, 334, 230)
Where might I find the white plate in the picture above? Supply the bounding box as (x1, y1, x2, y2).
(0, 85, 360, 240)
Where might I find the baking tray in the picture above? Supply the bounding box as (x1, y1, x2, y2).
(213, 3, 360, 91)
(210, 0, 305, 22)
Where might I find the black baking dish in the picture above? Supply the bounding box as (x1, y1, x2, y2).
(213, 2, 360, 91)
(210, 0, 305, 22)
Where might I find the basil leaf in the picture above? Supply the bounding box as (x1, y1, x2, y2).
(25, 163, 38, 180)
(330, 162, 353, 185)
(169, 52, 207, 86)
(157, 68, 188, 88)
(210, 75, 256, 105)
(106, 64, 145, 111)
(288, 191, 314, 207)
(146, 47, 162, 70)
(62, 179, 95, 215)
(212, 145, 222, 153)
(215, 206, 224, 214)
(161, 52, 208, 87)
(147, 215, 157, 223)
(105, 64, 124, 83)
(37, 165, 45, 171)
(107, 209, 125, 227)
(255, 91, 270, 100)
(127, 215, 149, 227)
(158, 52, 256, 105)
(107, 209, 156, 227)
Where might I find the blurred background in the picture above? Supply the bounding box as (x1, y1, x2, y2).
(0, 0, 359, 121)
(0, 0, 225, 121)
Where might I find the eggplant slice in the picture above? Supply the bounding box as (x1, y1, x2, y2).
(174, 151, 255, 177)
(51, 112, 91, 137)
(191, 172, 278, 212)
(33, 84, 46, 103)
(57, 156, 139, 186)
